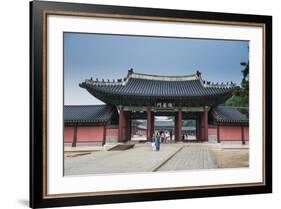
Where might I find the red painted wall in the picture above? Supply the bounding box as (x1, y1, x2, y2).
(208, 127, 217, 135)
(64, 126, 105, 143)
(220, 126, 241, 140)
(219, 126, 249, 141)
(106, 128, 118, 137)
(205, 125, 249, 142)
(64, 124, 249, 143)
(64, 127, 74, 143)
(77, 126, 104, 142)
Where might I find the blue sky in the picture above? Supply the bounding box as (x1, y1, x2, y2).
(64, 33, 249, 105)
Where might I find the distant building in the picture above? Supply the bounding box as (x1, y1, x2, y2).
(64, 70, 249, 146)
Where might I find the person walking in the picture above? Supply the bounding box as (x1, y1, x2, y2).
(151, 133, 156, 151)
(160, 131, 165, 143)
(155, 132, 161, 151)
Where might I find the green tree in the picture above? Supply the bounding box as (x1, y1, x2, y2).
(224, 61, 249, 117)
(240, 61, 249, 107)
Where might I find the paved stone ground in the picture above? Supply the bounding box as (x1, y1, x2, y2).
(64, 144, 221, 176)
(64, 144, 183, 175)
(157, 144, 218, 171)
(64, 143, 250, 176)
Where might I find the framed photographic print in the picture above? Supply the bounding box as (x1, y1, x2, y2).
(30, 0, 272, 208)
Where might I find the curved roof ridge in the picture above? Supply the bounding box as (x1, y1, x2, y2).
(129, 71, 198, 81)
(80, 69, 236, 89)
(80, 69, 199, 87)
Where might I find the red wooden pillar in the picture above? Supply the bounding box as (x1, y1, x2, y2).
(127, 114, 131, 141)
(118, 109, 125, 142)
(200, 113, 204, 141)
(241, 126, 245, 145)
(175, 115, 178, 141)
(196, 119, 199, 140)
(72, 124, 78, 147)
(124, 112, 128, 141)
(204, 107, 208, 142)
(217, 124, 220, 143)
(147, 108, 152, 141)
(177, 109, 182, 141)
(151, 113, 155, 139)
(125, 112, 128, 141)
(102, 125, 106, 146)
(124, 112, 130, 141)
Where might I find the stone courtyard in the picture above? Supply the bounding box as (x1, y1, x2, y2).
(64, 143, 249, 176)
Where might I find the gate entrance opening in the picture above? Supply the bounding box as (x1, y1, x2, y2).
(183, 119, 197, 141)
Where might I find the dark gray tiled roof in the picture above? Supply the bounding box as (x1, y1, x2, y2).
(211, 106, 249, 124)
(84, 78, 233, 97)
(64, 105, 117, 123)
(81, 71, 235, 97)
(80, 70, 237, 106)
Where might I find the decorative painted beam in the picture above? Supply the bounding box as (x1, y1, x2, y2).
(121, 106, 210, 112)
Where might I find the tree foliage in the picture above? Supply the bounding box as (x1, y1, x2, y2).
(224, 61, 249, 117)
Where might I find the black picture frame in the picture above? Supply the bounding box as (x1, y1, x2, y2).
(30, 1, 272, 208)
